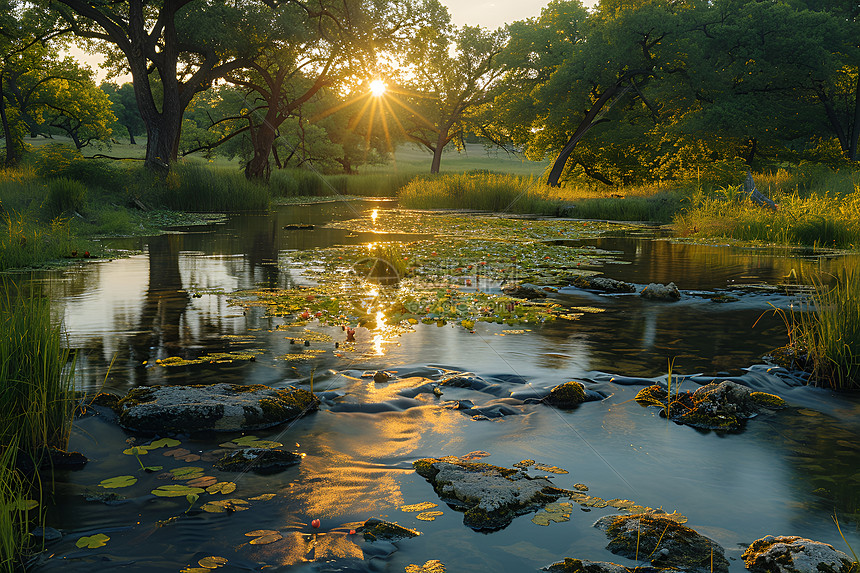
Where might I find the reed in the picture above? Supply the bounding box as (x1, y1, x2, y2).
(0, 435, 33, 573)
(136, 163, 270, 211)
(791, 266, 860, 390)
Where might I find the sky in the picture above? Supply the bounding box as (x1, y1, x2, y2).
(438, 0, 551, 29)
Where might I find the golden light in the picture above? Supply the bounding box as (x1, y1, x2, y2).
(369, 79, 387, 97)
(370, 209, 378, 224)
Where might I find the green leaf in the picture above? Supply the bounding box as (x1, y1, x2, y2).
(151, 485, 206, 498)
(76, 533, 110, 549)
(123, 446, 150, 456)
(99, 475, 138, 489)
(169, 466, 205, 478)
(149, 438, 181, 449)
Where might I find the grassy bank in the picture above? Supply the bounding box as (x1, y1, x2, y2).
(675, 169, 860, 249)
(0, 287, 77, 571)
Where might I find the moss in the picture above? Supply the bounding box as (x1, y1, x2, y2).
(463, 505, 510, 530)
(634, 385, 668, 408)
(214, 448, 302, 473)
(750, 392, 787, 409)
(544, 381, 587, 408)
(601, 513, 729, 573)
(677, 409, 741, 431)
(544, 558, 586, 573)
(358, 518, 420, 541)
(413, 458, 439, 479)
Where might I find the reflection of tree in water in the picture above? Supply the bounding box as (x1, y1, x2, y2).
(130, 234, 190, 385)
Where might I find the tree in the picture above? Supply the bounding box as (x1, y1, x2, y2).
(102, 82, 145, 144)
(392, 21, 508, 173)
(51, 0, 297, 173)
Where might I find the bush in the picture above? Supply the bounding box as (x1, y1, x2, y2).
(31, 143, 121, 189)
(137, 163, 270, 211)
(45, 178, 87, 216)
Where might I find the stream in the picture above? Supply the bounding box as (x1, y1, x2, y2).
(19, 200, 860, 572)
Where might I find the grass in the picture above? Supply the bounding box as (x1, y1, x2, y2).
(0, 286, 77, 572)
(788, 265, 860, 390)
(675, 169, 860, 249)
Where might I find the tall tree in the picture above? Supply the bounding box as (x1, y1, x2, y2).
(392, 21, 508, 173)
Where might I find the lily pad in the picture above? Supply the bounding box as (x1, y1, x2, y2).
(245, 529, 283, 545)
(151, 484, 206, 498)
(197, 556, 228, 569)
(248, 493, 276, 501)
(99, 475, 137, 489)
(75, 533, 110, 549)
(201, 499, 250, 513)
(170, 466, 205, 479)
(6, 498, 38, 511)
(206, 482, 237, 495)
(415, 511, 444, 521)
(186, 476, 218, 488)
(149, 438, 181, 449)
(401, 502, 439, 513)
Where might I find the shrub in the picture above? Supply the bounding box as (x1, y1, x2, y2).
(45, 178, 87, 216)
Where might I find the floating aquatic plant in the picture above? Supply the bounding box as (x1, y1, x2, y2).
(75, 533, 110, 549)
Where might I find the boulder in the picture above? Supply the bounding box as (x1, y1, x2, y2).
(571, 276, 636, 294)
(115, 383, 318, 434)
(594, 513, 729, 573)
(742, 535, 855, 573)
(501, 283, 547, 299)
(543, 381, 588, 408)
(214, 448, 303, 474)
(634, 380, 785, 431)
(413, 456, 568, 531)
(640, 282, 681, 301)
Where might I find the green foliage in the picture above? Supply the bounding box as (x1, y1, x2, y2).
(0, 436, 33, 573)
(31, 143, 121, 189)
(45, 178, 87, 216)
(793, 265, 860, 389)
(137, 163, 270, 211)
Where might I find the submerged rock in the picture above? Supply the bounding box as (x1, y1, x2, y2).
(501, 283, 548, 299)
(742, 535, 855, 573)
(570, 276, 636, 294)
(357, 517, 420, 542)
(413, 456, 568, 531)
(594, 513, 730, 573)
(640, 282, 681, 301)
(635, 380, 786, 431)
(115, 383, 318, 434)
(542, 558, 640, 573)
(214, 448, 303, 474)
(543, 381, 587, 408)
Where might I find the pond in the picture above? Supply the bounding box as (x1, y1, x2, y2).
(22, 200, 860, 572)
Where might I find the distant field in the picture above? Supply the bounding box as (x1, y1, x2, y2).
(24, 137, 550, 177)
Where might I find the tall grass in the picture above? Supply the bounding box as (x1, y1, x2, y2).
(399, 172, 570, 215)
(137, 163, 270, 211)
(270, 169, 419, 198)
(791, 266, 860, 390)
(675, 170, 860, 249)
(0, 286, 76, 572)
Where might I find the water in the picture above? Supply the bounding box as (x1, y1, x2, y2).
(21, 201, 860, 572)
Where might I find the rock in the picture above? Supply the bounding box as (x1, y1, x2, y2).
(594, 513, 730, 573)
(742, 535, 854, 573)
(542, 558, 641, 573)
(570, 276, 636, 294)
(14, 446, 88, 475)
(501, 283, 547, 299)
(90, 392, 120, 409)
(115, 383, 318, 434)
(634, 380, 785, 431)
(413, 456, 569, 531)
(214, 448, 303, 474)
(357, 517, 420, 542)
(31, 526, 63, 543)
(543, 381, 587, 408)
(373, 371, 392, 383)
(640, 282, 681, 301)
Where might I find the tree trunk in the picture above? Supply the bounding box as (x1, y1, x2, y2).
(849, 74, 860, 162)
(546, 82, 623, 187)
(127, 125, 136, 145)
(245, 111, 278, 181)
(0, 76, 20, 167)
(430, 130, 448, 174)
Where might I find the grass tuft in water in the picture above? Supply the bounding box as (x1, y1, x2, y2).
(790, 266, 860, 390)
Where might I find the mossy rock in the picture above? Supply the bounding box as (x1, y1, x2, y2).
(595, 513, 729, 573)
(570, 276, 636, 294)
(116, 383, 319, 434)
(544, 381, 587, 408)
(634, 385, 669, 408)
(413, 456, 568, 531)
(358, 517, 420, 542)
(742, 535, 855, 573)
(749, 392, 787, 409)
(543, 558, 639, 573)
(767, 346, 812, 372)
(214, 448, 303, 474)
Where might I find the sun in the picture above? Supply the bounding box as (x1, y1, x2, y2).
(370, 79, 387, 97)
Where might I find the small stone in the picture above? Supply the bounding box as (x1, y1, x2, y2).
(214, 448, 303, 474)
(373, 371, 391, 383)
(640, 282, 681, 301)
(742, 535, 854, 573)
(358, 517, 420, 541)
(544, 381, 587, 408)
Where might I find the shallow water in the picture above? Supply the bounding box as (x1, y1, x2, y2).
(20, 201, 860, 572)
